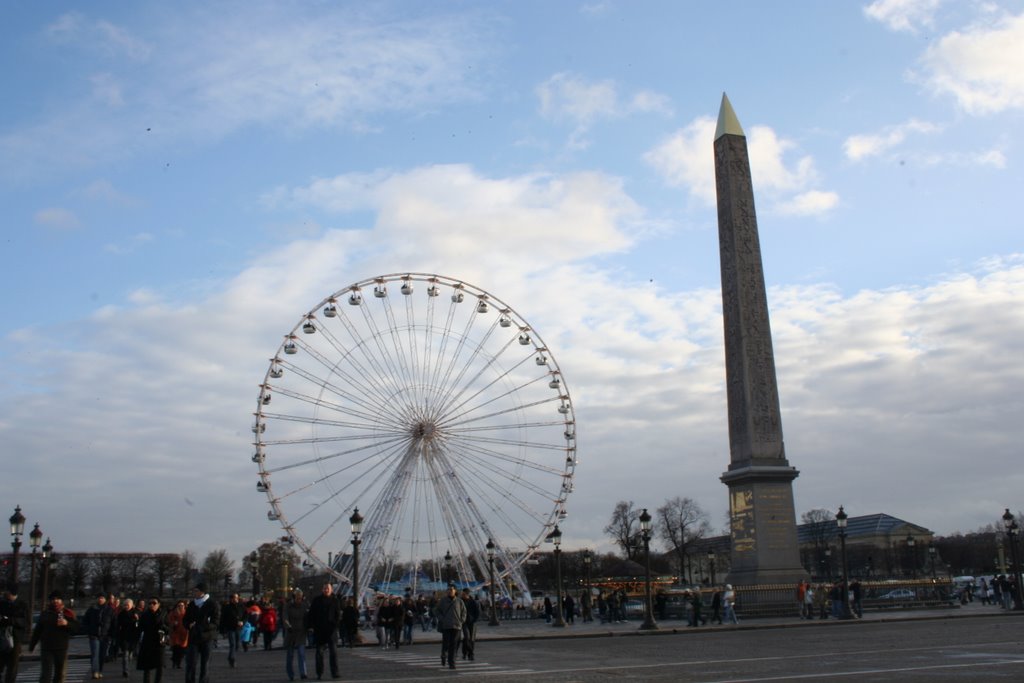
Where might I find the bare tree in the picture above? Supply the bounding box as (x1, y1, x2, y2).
(604, 501, 641, 560)
(151, 554, 180, 598)
(800, 508, 836, 577)
(655, 497, 710, 581)
(201, 549, 235, 597)
(179, 550, 197, 594)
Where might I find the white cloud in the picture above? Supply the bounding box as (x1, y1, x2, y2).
(776, 191, 841, 216)
(644, 116, 838, 216)
(266, 164, 642, 272)
(3, 7, 489, 180)
(918, 12, 1024, 114)
(864, 0, 942, 33)
(537, 72, 672, 149)
(75, 179, 141, 206)
(34, 207, 80, 230)
(843, 119, 942, 161)
(4, 161, 1023, 559)
(45, 11, 153, 60)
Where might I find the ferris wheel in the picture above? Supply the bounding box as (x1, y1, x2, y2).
(252, 273, 577, 598)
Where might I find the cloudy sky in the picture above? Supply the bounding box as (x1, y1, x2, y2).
(2, 0, 1023, 569)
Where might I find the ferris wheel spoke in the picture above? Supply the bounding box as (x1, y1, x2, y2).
(265, 433, 407, 478)
(429, 316, 503, 417)
(450, 444, 561, 507)
(323, 303, 424, 428)
(287, 332, 399, 413)
(274, 357, 402, 425)
(273, 438, 408, 505)
(438, 372, 554, 428)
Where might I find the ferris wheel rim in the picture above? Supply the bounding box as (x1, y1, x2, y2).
(253, 273, 577, 594)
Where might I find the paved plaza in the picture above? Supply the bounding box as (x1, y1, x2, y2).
(13, 601, 1024, 682)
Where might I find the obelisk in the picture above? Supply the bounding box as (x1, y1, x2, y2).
(714, 93, 807, 586)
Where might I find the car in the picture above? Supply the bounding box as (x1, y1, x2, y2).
(879, 588, 916, 600)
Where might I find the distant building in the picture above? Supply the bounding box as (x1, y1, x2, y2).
(698, 513, 936, 581)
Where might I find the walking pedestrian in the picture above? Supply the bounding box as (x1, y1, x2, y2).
(709, 588, 723, 624)
(259, 598, 278, 651)
(459, 589, 479, 662)
(183, 582, 220, 683)
(28, 591, 79, 683)
(723, 584, 739, 624)
(167, 601, 188, 669)
(339, 598, 359, 649)
(220, 593, 243, 669)
(0, 583, 29, 683)
(307, 583, 340, 680)
(83, 594, 114, 680)
(135, 597, 166, 683)
(434, 586, 466, 671)
(283, 589, 309, 681)
(116, 598, 140, 678)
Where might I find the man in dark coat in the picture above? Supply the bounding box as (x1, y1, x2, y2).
(433, 585, 466, 671)
(82, 593, 113, 679)
(459, 589, 479, 661)
(29, 591, 79, 683)
(219, 593, 244, 668)
(183, 582, 220, 683)
(0, 583, 30, 683)
(307, 583, 340, 680)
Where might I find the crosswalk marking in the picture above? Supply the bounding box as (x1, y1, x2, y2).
(17, 659, 92, 682)
(353, 649, 534, 675)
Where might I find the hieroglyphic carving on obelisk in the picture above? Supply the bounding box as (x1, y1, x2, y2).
(714, 93, 807, 586)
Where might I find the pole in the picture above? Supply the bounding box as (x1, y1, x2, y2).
(41, 539, 52, 604)
(552, 545, 566, 627)
(839, 530, 851, 619)
(486, 539, 499, 626)
(352, 537, 360, 606)
(28, 549, 38, 621)
(640, 533, 658, 629)
(639, 508, 658, 630)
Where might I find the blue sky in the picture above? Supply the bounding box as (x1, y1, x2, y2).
(2, 0, 1023, 572)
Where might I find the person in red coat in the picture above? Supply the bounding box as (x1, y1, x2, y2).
(259, 600, 278, 650)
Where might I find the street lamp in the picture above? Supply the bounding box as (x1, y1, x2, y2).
(1002, 509, 1024, 610)
(707, 549, 716, 586)
(836, 506, 851, 619)
(486, 538, 499, 626)
(582, 550, 593, 622)
(40, 538, 53, 603)
(28, 523, 42, 621)
(349, 507, 363, 602)
(248, 553, 261, 599)
(928, 543, 937, 579)
(9, 506, 26, 583)
(638, 508, 658, 630)
(546, 525, 566, 627)
(444, 550, 453, 586)
(906, 534, 916, 578)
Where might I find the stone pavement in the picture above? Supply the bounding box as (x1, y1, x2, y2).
(26, 598, 1011, 663)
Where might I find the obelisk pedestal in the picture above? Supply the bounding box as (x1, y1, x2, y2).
(714, 93, 807, 587)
